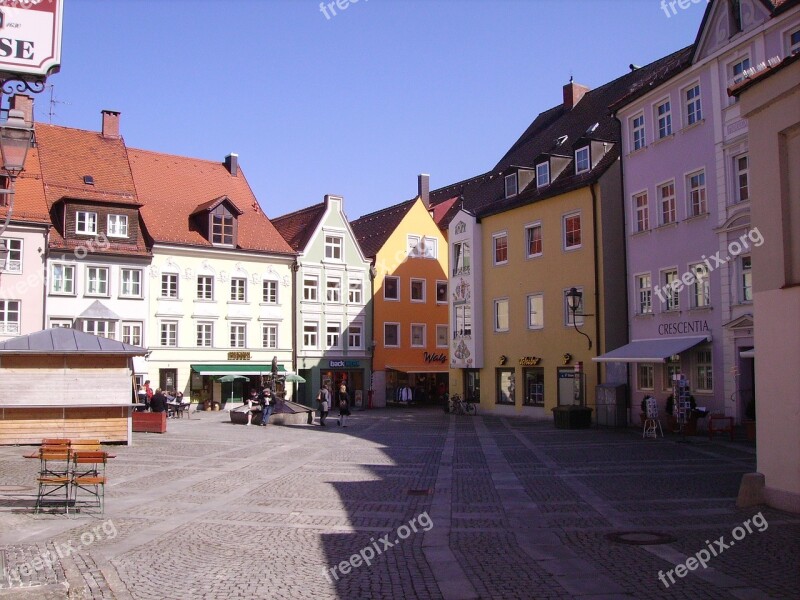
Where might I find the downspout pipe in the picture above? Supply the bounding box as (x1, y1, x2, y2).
(590, 182, 602, 390)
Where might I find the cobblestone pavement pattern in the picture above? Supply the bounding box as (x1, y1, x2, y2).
(0, 409, 798, 599)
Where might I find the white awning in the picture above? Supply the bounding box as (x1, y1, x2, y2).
(592, 336, 710, 363)
(740, 348, 755, 358)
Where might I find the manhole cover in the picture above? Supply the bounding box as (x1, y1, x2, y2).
(0, 485, 31, 493)
(605, 531, 677, 546)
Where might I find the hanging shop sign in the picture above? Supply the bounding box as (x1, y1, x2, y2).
(0, 0, 63, 81)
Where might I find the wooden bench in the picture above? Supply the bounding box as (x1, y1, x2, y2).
(132, 412, 167, 433)
(708, 415, 734, 440)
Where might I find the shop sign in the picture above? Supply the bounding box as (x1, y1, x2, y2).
(228, 351, 251, 361)
(329, 360, 360, 368)
(518, 356, 541, 366)
(0, 0, 63, 80)
(658, 320, 710, 336)
(423, 352, 447, 364)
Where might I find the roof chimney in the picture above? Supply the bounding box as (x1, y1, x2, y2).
(563, 78, 590, 110)
(225, 153, 238, 177)
(101, 110, 120, 138)
(10, 94, 33, 124)
(418, 173, 430, 209)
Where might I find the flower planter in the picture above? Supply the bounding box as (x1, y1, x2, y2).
(552, 406, 593, 429)
(132, 412, 167, 433)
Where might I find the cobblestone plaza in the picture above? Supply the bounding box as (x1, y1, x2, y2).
(0, 409, 798, 599)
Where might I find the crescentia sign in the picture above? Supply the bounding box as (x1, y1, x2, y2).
(0, 0, 62, 81)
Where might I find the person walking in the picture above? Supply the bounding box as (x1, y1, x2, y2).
(260, 387, 274, 426)
(337, 383, 350, 427)
(317, 384, 330, 426)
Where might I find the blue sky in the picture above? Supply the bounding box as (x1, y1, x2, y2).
(45, 0, 706, 220)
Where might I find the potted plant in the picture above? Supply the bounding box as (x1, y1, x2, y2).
(744, 398, 756, 441)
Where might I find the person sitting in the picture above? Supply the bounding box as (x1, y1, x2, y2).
(150, 388, 168, 414)
(245, 389, 258, 426)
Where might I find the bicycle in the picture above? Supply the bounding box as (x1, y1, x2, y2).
(449, 394, 477, 416)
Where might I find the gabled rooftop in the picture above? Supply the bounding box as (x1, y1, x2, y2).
(350, 198, 416, 259)
(271, 202, 327, 253)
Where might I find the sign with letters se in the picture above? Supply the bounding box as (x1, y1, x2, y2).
(0, 0, 63, 81)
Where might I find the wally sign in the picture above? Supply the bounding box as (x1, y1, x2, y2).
(0, 0, 63, 80)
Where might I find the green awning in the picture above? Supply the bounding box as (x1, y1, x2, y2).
(191, 364, 287, 375)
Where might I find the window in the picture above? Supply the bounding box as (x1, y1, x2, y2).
(303, 274, 319, 301)
(563, 288, 584, 326)
(230, 323, 246, 348)
(436, 281, 448, 304)
(348, 278, 363, 304)
(637, 364, 654, 390)
(196, 275, 213, 300)
(384, 276, 399, 300)
(262, 324, 278, 349)
(160, 321, 178, 347)
(324, 235, 343, 260)
(384, 323, 399, 347)
(121, 322, 142, 346)
(524, 368, 544, 406)
(161, 273, 178, 299)
(120, 269, 142, 298)
(789, 28, 800, 55)
(695, 349, 713, 391)
(326, 322, 341, 348)
(504, 173, 518, 198)
(211, 206, 234, 245)
(51, 264, 75, 294)
(659, 182, 676, 225)
(410, 278, 425, 302)
(411, 324, 425, 347)
(655, 99, 672, 138)
(83, 320, 115, 339)
(85, 266, 109, 296)
(303, 322, 318, 348)
(689, 263, 710, 308)
(0, 300, 20, 334)
(436, 324, 448, 347)
(348, 323, 363, 349)
(525, 223, 542, 258)
(326, 277, 341, 303)
(107, 214, 128, 238)
(575, 147, 590, 173)
(633, 192, 649, 232)
(536, 162, 550, 187)
(454, 305, 472, 338)
(632, 113, 645, 151)
(731, 57, 751, 84)
(409, 235, 436, 259)
(49, 319, 72, 328)
(636, 274, 652, 315)
(663, 269, 680, 311)
(685, 84, 702, 125)
(1, 238, 21, 272)
(741, 256, 752, 302)
(734, 154, 749, 203)
(563, 213, 581, 250)
(665, 362, 681, 391)
(196, 322, 213, 347)
(230, 277, 247, 302)
(494, 298, 509, 332)
(527, 294, 543, 329)
(496, 369, 515, 405)
(688, 170, 706, 216)
(452, 241, 470, 276)
(76, 211, 97, 235)
(262, 280, 278, 304)
(493, 233, 508, 265)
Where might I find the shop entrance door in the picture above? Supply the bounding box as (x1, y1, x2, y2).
(159, 369, 177, 394)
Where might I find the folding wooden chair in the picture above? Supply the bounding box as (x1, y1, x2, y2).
(35, 447, 72, 514)
(70, 439, 101, 453)
(69, 451, 107, 515)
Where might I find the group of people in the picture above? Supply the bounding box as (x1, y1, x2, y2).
(243, 387, 276, 426)
(136, 380, 187, 417)
(316, 382, 351, 427)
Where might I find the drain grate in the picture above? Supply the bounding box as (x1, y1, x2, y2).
(605, 531, 677, 546)
(407, 488, 433, 496)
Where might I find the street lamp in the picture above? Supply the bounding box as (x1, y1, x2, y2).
(566, 287, 592, 350)
(0, 108, 35, 240)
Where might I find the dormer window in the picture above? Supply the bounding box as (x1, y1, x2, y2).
(108, 214, 128, 238)
(575, 147, 590, 174)
(211, 206, 234, 245)
(192, 196, 242, 247)
(504, 174, 518, 198)
(536, 162, 550, 188)
(76, 211, 98, 235)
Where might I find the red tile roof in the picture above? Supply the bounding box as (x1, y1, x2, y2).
(0, 144, 50, 226)
(271, 202, 326, 252)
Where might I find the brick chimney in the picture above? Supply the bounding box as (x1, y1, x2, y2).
(10, 94, 33, 124)
(418, 173, 430, 209)
(225, 153, 238, 177)
(563, 79, 590, 110)
(101, 110, 120, 138)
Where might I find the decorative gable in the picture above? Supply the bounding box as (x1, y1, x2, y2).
(694, 0, 771, 63)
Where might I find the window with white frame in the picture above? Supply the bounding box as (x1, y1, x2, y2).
(636, 274, 652, 314)
(525, 223, 542, 258)
(734, 154, 749, 203)
(632, 113, 645, 151)
(665, 362, 681, 391)
(0, 300, 20, 334)
(409, 235, 437, 259)
(303, 322, 319, 348)
(527, 293, 544, 329)
(687, 170, 706, 216)
(211, 206, 235, 246)
(731, 56, 751, 84)
(411, 323, 426, 347)
(324, 234, 343, 260)
(120, 269, 142, 298)
(384, 323, 399, 347)
(326, 277, 341, 303)
(121, 321, 142, 346)
(637, 364, 654, 390)
(536, 162, 550, 187)
(107, 214, 128, 238)
(51, 263, 75, 295)
(197, 275, 213, 300)
(563, 288, 584, 326)
(1, 238, 21, 272)
(85, 266, 109, 296)
(452, 241, 470, 275)
(685, 84, 702, 125)
(659, 181, 676, 225)
(493, 232, 508, 265)
(741, 256, 752, 302)
(262, 280, 278, 303)
(575, 147, 590, 174)
(49, 318, 72, 328)
(384, 276, 399, 300)
(262, 323, 278, 349)
(494, 298, 509, 332)
(695, 348, 713, 391)
(563, 213, 581, 250)
(655, 99, 672, 138)
(454, 304, 472, 337)
(160, 321, 178, 347)
(196, 322, 213, 347)
(161, 273, 178, 299)
(84, 319, 115, 339)
(663, 269, 680, 311)
(230, 277, 247, 302)
(303, 274, 319, 301)
(789, 28, 800, 55)
(348, 278, 362, 304)
(633, 192, 649, 232)
(436, 281, 448, 304)
(436, 324, 448, 347)
(326, 322, 341, 348)
(410, 278, 425, 302)
(76, 211, 97, 234)
(348, 323, 363, 349)
(504, 173, 518, 198)
(230, 323, 246, 348)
